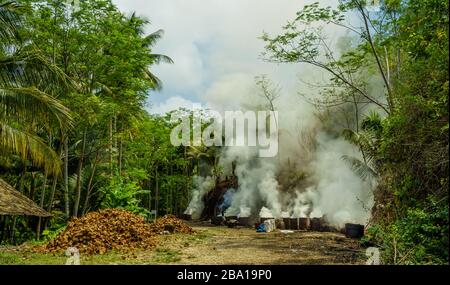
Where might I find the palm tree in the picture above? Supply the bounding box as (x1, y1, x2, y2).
(127, 13, 174, 90)
(0, 1, 73, 176)
(341, 112, 383, 181)
(187, 145, 222, 179)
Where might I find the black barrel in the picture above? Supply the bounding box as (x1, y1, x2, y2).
(290, 218, 299, 230)
(238, 217, 251, 227)
(283, 218, 291, 230)
(345, 223, 365, 239)
(310, 217, 322, 231)
(225, 215, 238, 221)
(299, 218, 310, 230)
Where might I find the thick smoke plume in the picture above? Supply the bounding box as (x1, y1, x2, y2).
(183, 79, 375, 228)
(183, 23, 376, 228)
(184, 176, 214, 219)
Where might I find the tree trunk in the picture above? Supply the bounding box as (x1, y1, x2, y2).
(0, 216, 6, 244)
(82, 150, 100, 216)
(63, 135, 70, 218)
(109, 118, 113, 175)
(385, 46, 390, 83)
(358, 2, 394, 111)
(29, 173, 36, 200)
(148, 177, 152, 214)
(155, 167, 159, 218)
(44, 176, 58, 230)
(73, 129, 87, 217)
(10, 216, 17, 244)
(353, 93, 360, 133)
(170, 162, 174, 214)
(36, 172, 48, 240)
(47, 144, 62, 213)
(114, 116, 117, 149)
(118, 138, 123, 176)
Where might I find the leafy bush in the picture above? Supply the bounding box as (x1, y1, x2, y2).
(41, 210, 68, 242)
(100, 175, 150, 218)
(41, 226, 66, 242)
(366, 197, 449, 264)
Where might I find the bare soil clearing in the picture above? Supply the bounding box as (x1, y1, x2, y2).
(144, 222, 366, 265)
(0, 222, 366, 265)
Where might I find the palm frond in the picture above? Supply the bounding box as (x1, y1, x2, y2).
(143, 29, 164, 47)
(0, 1, 22, 43)
(0, 86, 73, 130)
(342, 154, 378, 181)
(342, 128, 361, 145)
(361, 110, 383, 132)
(342, 128, 377, 161)
(0, 48, 72, 91)
(0, 123, 61, 176)
(149, 53, 174, 65)
(127, 12, 149, 36)
(143, 69, 163, 90)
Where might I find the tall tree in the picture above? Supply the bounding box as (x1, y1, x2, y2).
(0, 1, 72, 176)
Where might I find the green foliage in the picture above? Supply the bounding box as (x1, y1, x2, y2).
(41, 210, 67, 241)
(0, 216, 35, 245)
(261, 0, 392, 113)
(41, 226, 65, 242)
(365, 197, 449, 264)
(341, 115, 381, 181)
(0, 1, 73, 176)
(0, 0, 447, 267)
(265, 0, 448, 264)
(100, 174, 150, 217)
(0, 252, 21, 264)
(1, 0, 181, 223)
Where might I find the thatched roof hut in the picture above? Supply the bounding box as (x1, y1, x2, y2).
(0, 178, 51, 217)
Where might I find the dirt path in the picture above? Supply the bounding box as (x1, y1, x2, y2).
(137, 223, 366, 265)
(0, 222, 366, 265)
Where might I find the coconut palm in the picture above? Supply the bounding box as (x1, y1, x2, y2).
(127, 12, 174, 90)
(187, 145, 222, 179)
(341, 112, 383, 181)
(0, 1, 73, 176)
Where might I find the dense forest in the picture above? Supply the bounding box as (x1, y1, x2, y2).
(0, 0, 448, 265)
(0, 0, 192, 240)
(260, 0, 449, 264)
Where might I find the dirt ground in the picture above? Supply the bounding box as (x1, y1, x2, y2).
(146, 222, 366, 265)
(0, 222, 366, 265)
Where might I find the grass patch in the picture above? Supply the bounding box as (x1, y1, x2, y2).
(0, 252, 21, 265)
(152, 247, 181, 263)
(184, 230, 213, 243)
(0, 248, 134, 265)
(0, 251, 66, 265)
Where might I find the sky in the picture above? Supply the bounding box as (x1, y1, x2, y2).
(112, 0, 337, 115)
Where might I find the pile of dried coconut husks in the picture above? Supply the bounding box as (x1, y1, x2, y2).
(149, 214, 195, 234)
(38, 209, 194, 255)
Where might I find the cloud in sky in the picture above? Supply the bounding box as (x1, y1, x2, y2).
(112, 0, 338, 114)
(150, 96, 196, 115)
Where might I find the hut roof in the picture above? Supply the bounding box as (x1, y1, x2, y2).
(0, 178, 51, 217)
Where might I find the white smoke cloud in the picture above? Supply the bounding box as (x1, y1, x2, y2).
(307, 133, 375, 227)
(214, 91, 374, 228)
(184, 176, 215, 219)
(112, 0, 376, 228)
(290, 188, 316, 218)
